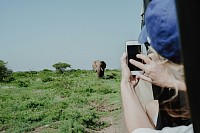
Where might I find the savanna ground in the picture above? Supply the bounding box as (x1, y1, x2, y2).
(0, 69, 128, 133)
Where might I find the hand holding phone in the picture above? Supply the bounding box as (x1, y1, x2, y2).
(125, 40, 147, 75)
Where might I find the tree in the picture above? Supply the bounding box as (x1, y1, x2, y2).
(52, 62, 71, 74)
(0, 60, 13, 82)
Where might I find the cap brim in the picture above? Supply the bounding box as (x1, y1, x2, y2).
(138, 25, 148, 44)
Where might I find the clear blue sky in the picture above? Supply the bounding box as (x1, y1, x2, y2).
(0, 0, 142, 72)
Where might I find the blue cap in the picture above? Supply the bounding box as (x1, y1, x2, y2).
(138, 0, 181, 64)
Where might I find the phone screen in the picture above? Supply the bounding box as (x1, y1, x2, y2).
(127, 45, 142, 71)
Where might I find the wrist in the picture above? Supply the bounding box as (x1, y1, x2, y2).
(176, 80, 187, 91)
(168, 79, 187, 91)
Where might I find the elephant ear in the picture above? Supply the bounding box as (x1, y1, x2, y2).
(101, 61, 106, 69)
(92, 61, 97, 71)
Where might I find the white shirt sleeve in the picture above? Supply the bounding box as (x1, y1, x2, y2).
(132, 124, 193, 133)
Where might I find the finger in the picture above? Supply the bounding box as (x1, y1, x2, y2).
(120, 53, 131, 75)
(143, 73, 149, 77)
(120, 52, 127, 64)
(129, 59, 146, 70)
(137, 74, 152, 83)
(148, 53, 157, 61)
(130, 75, 139, 85)
(136, 54, 152, 64)
(148, 53, 154, 58)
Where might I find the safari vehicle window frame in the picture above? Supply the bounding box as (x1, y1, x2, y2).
(175, 0, 199, 133)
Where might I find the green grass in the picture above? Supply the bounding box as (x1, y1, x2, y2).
(0, 69, 122, 133)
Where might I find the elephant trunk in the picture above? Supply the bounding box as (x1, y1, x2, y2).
(97, 67, 104, 78)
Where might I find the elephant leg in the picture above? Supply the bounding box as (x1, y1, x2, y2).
(97, 68, 101, 77)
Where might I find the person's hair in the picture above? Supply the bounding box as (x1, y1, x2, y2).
(148, 46, 190, 119)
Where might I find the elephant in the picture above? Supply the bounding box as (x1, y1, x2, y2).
(92, 60, 106, 78)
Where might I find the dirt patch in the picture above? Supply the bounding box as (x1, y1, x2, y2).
(97, 113, 128, 133)
(32, 125, 59, 133)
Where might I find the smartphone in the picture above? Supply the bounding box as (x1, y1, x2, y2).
(125, 40, 146, 75)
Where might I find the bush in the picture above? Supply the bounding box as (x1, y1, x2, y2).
(0, 60, 13, 82)
(13, 72, 28, 78)
(42, 77, 53, 82)
(3, 76, 15, 83)
(17, 80, 30, 87)
(60, 119, 84, 133)
(42, 69, 53, 73)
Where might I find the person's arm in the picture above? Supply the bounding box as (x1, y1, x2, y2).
(120, 53, 154, 133)
(121, 81, 154, 133)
